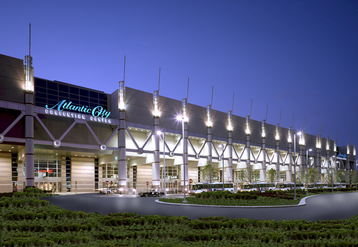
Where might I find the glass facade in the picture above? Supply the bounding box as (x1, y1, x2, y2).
(34, 78, 108, 112)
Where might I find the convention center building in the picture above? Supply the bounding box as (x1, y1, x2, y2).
(0, 52, 356, 193)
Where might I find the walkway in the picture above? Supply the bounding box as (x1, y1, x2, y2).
(43, 192, 358, 221)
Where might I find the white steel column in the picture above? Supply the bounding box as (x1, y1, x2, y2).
(245, 116, 251, 183)
(226, 111, 233, 182)
(345, 143, 350, 185)
(118, 81, 127, 188)
(315, 135, 322, 177)
(275, 124, 280, 184)
(180, 99, 189, 190)
(152, 91, 160, 189)
(260, 120, 266, 182)
(287, 142, 292, 183)
(299, 145, 305, 180)
(326, 137, 330, 183)
(206, 105, 213, 166)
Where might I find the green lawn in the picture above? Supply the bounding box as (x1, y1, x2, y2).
(1, 188, 358, 246)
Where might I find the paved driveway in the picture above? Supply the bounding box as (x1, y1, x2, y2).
(43, 192, 358, 221)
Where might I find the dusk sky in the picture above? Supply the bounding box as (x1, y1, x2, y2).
(1, 0, 357, 147)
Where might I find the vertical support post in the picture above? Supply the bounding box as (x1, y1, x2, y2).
(227, 111, 233, 183)
(181, 99, 188, 202)
(287, 127, 292, 183)
(245, 116, 251, 183)
(153, 91, 160, 190)
(163, 133, 166, 197)
(306, 150, 309, 194)
(227, 131, 233, 182)
(316, 135, 322, 182)
(206, 105, 212, 166)
(118, 81, 127, 189)
(294, 134, 297, 200)
(275, 124, 280, 186)
(24, 39, 35, 189)
(260, 120, 267, 182)
(25, 92, 35, 188)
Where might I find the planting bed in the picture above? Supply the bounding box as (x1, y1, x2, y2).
(1, 189, 358, 246)
(160, 188, 358, 206)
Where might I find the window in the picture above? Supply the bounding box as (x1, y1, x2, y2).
(280, 172, 286, 182)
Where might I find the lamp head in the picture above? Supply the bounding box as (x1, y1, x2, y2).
(308, 149, 312, 151)
(176, 115, 183, 121)
(297, 131, 302, 136)
(156, 130, 163, 136)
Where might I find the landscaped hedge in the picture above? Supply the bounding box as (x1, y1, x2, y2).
(2, 191, 358, 246)
(195, 191, 258, 200)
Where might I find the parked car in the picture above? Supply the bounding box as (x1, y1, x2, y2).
(139, 190, 164, 197)
(96, 186, 117, 194)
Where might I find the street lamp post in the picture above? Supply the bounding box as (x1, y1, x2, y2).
(294, 132, 302, 200)
(157, 131, 166, 198)
(331, 156, 335, 193)
(177, 115, 187, 203)
(219, 144, 224, 191)
(306, 149, 312, 195)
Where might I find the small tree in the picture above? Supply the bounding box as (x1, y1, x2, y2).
(243, 165, 251, 183)
(202, 161, 217, 184)
(237, 170, 245, 183)
(349, 170, 357, 188)
(308, 167, 320, 184)
(266, 168, 277, 184)
(324, 169, 333, 186)
(252, 170, 260, 183)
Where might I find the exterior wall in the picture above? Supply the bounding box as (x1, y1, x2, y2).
(188, 166, 198, 184)
(136, 164, 152, 192)
(0, 153, 12, 193)
(0, 55, 24, 104)
(61, 158, 66, 193)
(71, 157, 95, 193)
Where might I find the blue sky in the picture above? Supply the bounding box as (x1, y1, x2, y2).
(1, 0, 357, 146)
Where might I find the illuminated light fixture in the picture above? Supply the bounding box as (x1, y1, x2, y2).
(24, 56, 34, 92)
(298, 131, 305, 146)
(262, 120, 266, 138)
(182, 98, 188, 122)
(275, 124, 280, 141)
(245, 116, 251, 135)
(118, 81, 126, 110)
(206, 105, 212, 127)
(353, 145, 356, 156)
(153, 90, 161, 117)
(227, 111, 233, 131)
(347, 143, 350, 155)
(334, 140, 337, 152)
(326, 137, 330, 151)
(287, 127, 292, 143)
(316, 134, 322, 149)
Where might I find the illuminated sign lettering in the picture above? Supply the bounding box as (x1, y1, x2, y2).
(45, 100, 111, 118)
(44, 109, 112, 124)
(338, 153, 347, 158)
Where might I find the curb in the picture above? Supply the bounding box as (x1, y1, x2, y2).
(155, 194, 324, 208)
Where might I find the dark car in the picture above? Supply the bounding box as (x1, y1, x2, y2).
(139, 190, 164, 197)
